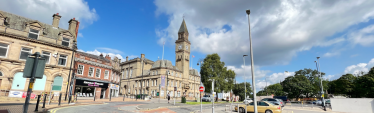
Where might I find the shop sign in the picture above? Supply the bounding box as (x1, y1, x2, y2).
(110, 84, 119, 90)
(84, 81, 104, 87)
(22, 92, 36, 99)
(8, 91, 23, 98)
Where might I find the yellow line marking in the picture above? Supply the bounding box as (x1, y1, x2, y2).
(50, 103, 108, 113)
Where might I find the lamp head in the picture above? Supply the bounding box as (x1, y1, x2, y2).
(246, 9, 250, 15)
(317, 57, 320, 59)
(243, 55, 248, 57)
(314, 61, 317, 63)
(197, 63, 199, 66)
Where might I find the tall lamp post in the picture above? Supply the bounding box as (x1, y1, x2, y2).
(315, 57, 326, 111)
(208, 79, 215, 113)
(246, 9, 258, 113)
(243, 55, 248, 112)
(197, 61, 203, 113)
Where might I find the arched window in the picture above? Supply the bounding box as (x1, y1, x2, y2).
(52, 76, 63, 91)
(33, 75, 47, 90)
(11, 72, 27, 90)
(0, 71, 3, 76)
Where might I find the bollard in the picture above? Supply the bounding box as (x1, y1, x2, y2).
(58, 93, 62, 106)
(302, 101, 303, 108)
(123, 95, 125, 101)
(109, 90, 112, 101)
(42, 94, 47, 108)
(34, 95, 41, 111)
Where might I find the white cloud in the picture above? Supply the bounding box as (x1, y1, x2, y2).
(96, 47, 123, 54)
(350, 54, 359, 58)
(324, 75, 335, 80)
(323, 52, 340, 57)
(154, 0, 374, 67)
(85, 49, 124, 60)
(227, 65, 271, 80)
(0, 0, 98, 29)
(347, 24, 374, 47)
(78, 33, 84, 38)
(344, 58, 374, 75)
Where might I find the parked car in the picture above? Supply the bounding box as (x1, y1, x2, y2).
(276, 99, 285, 107)
(235, 101, 282, 113)
(261, 98, 283, 107)
(243, 98, 253, 104)
(316, 99, 330, 105)
(202, 95, 212, 102)
(273, 96, 288, 102)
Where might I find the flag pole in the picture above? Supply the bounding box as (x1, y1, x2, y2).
(162, 42, 165, 61)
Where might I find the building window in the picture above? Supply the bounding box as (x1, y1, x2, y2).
(179, 83, 181, 88)
(171, 71, 173, 76)
(88, 67, 94, 77)
(0, 43, 9, 58)
(130, 68, 133, 77)
(156, 71, 158, 75)
(62, 37, 70, 47)
(126, 69, 128, 79)
(77, 65, 84, 75)
(42, 51, 51, 64)
(110, 71, 113, 80)
(58, 55, 67, 66)
(52, 76, 63, 91)
(19, 47, 32, 60)
(96, 69, 101, 78)
(28, 28, 39, 39)
(155, 80, 157, 86)
(0, 71, 2, 76)
(152, 71, 154, 75)
(151, 80, 153, 86)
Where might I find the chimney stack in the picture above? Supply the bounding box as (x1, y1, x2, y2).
(141, 54, 145, 58)
(100, 53, 103, 57)
(126, 56, 129, 61)
(52, 13, 61, 28)
(68, 18, 78, 37)
(105, 54, 111, 60)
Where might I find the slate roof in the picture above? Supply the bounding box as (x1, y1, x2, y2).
(76, 51, 111, 63)
(178, 19, 188, 34)
(1, 10, 68, 40)
(189, 69, 199, 76)
(151, 60, 180, 71)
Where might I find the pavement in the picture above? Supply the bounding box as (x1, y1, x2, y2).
(0, 96, 145, 113)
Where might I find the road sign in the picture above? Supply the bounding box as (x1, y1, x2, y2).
(23, 55, 46, 79)
(199, 86, 204, 92)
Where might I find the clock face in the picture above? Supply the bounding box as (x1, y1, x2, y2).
(178, 45, 182, 50)
(185, 45, 188, 50)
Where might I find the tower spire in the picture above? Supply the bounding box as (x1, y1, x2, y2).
(178, 19, 189, 34)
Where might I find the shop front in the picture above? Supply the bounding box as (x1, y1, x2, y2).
(74, 78, 109, 99)
(110, 84, 119, 97)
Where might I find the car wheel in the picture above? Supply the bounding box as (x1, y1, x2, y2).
(239, 107, 245, 113)
(265, 110, 273, 113)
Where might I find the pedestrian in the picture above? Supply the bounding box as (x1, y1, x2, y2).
(167, 93, 170, 103)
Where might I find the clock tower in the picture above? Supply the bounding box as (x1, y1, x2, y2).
(175, 19, 190, 79)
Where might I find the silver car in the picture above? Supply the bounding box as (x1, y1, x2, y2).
(243, 98, 253, 104)
(261, 98, 283, 107)
(202, 95, 211, 102)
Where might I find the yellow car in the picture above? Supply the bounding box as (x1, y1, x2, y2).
(235, 101, 282, 113)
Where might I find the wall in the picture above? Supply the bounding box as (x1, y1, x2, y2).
(331, 98, 374, 113)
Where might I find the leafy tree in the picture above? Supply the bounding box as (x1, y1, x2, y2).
(233, 82, 253, 101)
(354, 67, 374, 98)
(282, 74, 313, 99)
(257, 83, 284, 96)
(294, 68, 327, 98)
(333, 74, 356, 97)
(200, 53, 235, 93)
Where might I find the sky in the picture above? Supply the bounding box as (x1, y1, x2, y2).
(1, 0, 374, 92)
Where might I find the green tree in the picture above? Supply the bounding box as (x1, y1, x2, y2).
(334, 74, 356, 97)
(257, 83, 284, 96)
(200, 53, 235, 93)
(233, 82, 253, 101)
(294, 68, 327, 98)
(354, 67, 374, 98)
(282, 74, 313, 99)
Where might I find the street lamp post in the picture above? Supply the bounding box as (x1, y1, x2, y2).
(243, 55, 248, 112)
(197, 61, 203, 113)
(315, 57, 326, 111)
(209, 79, 215, 113)
(246, 9, 258, 113)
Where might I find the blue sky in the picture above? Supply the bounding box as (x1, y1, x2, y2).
(1, 0, 374, 92)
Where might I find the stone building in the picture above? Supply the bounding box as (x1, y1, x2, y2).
(0, 10, 78, 95)
(120, 19, 201, 99)
(72, 51, 121, 99)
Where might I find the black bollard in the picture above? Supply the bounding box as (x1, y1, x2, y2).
(42, 94, 47, 108)
(58, 93, 62, 106)
(109, 90, 112, 101)
(34, 95, 41, 111)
